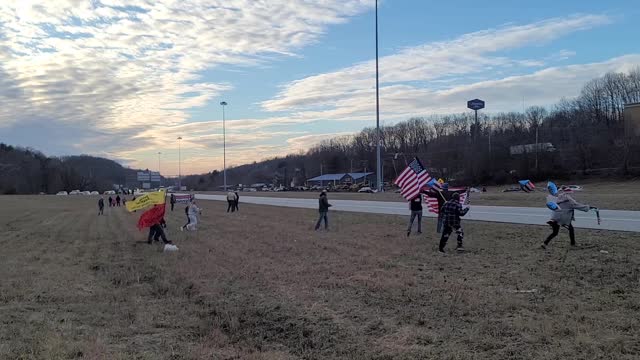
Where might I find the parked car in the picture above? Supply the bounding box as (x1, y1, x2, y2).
(104, 190, 116, 195)
(90, 191, 100, 195)
(81, 191, 91, 195)
(69, 190, 81, 195)
(56, 191, 68, 196)
(358, 187, 374, 193)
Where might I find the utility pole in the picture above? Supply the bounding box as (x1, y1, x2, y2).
(375, 0, 383, 192)
(220, 101, 228, 191)
(177, 137, 182, 190)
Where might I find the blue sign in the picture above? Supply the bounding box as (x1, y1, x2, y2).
(467, 99, 485, 111)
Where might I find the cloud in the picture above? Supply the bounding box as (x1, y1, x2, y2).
(261, 14, 612, 112)
(0, 0, 374, 171)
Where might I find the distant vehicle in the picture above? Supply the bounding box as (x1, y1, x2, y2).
(56, 191, 68, 196)
(104, 190, 116, 195)
(90, 191, 100, 195)
(69, 190, 81, 195)
(81, 191, 91, 195)
(358, 187, 373, 193)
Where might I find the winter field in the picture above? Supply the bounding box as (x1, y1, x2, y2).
(1, 196, 639, 359)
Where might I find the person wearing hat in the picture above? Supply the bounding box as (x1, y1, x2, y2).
(438, 192, 470, 253)
(542, 182, 595, 249)
(314, 190, 332, 231)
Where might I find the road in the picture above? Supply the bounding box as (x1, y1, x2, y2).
(194, 194, 640, 232)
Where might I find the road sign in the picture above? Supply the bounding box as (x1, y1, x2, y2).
(467, 99, 485, 111)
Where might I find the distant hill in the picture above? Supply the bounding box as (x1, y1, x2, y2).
(0, 143, 139, 194)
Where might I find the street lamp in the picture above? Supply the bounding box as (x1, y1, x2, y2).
(220, 101, 228, 191)
(157, 151, 162, 185)
(375, 0, 382, 192)
(177, 137, 182, 189)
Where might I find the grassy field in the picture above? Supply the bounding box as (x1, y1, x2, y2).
(1, 196, 639, 359)
(203, 180, 640, 210)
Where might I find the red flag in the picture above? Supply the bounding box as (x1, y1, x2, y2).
(137, 204, 165, 230)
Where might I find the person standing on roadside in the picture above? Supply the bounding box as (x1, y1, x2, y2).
(314, 190, 332, 231)
(170, 193, 176, 211)
(98, 197, 105, 215)
(226, 191, 237, 213)
(234, 191, 240, 212)
(406, 195, 423, 236)
(108, 196, 113, 207)
(116, 195, 121, 207)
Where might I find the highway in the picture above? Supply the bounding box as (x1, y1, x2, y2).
(194, 194, 640, 232)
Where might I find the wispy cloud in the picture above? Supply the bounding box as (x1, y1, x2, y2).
(261, 14, 612, 112)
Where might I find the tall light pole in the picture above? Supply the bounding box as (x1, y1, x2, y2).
(177, 137, 182, 189)
(157, 151, 162, 186)
(220, 101, 228, 191)
(375, 0, 382, 192)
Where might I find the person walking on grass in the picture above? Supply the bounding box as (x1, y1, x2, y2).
(424, 182, 455, 233)
(148, 218, 172, 245)
(186, 200, 202, 231)
(226, 191, 237, 213)
(407, 195, 423, 236)
(234, 191, 240, 212)
(180, 203, 190, 231)
(170, 193, 176, 211)
(108, 196, 113, 207)
(98, 197, 105, 215)
(542, 182, 596, 250)
(315, 190, 332, 231)
(439, 193, 470, 253)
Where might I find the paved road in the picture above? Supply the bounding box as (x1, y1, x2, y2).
(195, 194, 640, 232)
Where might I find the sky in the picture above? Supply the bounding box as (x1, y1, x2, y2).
(0, 0, 638, 175)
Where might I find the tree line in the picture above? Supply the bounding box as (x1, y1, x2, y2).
(185, 68, 640, 190)
(0, 145, 136, 194)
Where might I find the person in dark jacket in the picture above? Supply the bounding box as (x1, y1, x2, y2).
(116, 195, 121, 206)
(108, 196, 113, 207)
(438, 193, 470, 253)
(234, 191, 240, 212)
(170, 194, 176, 211)
(407, 195, 423, 236)
(98, 197, 105, 215)
(180, 204, 190, 231)
(148, 218, 171, 244)
(424, 183, 456, 233)
(315, 190, 332, 231)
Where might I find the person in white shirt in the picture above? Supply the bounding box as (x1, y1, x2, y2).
(186, 200, 202, 231)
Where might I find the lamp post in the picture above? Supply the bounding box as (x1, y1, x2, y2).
(177, 137, 182, 189)
(375, 0, 382, 192)
(220, 101, 228, 191)
(157, 151, 161, 186)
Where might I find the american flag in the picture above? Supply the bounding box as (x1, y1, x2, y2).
(424, 187, 469, 214)
(394, 158, 431, 200)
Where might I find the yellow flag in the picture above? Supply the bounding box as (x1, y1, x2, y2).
(126, 191, 166, 212)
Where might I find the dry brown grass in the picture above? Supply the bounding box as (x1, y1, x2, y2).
(1, 195, 639, 359)
(202, 179, 640, 210)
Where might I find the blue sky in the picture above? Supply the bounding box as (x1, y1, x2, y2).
(0, 0, 638, 175)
